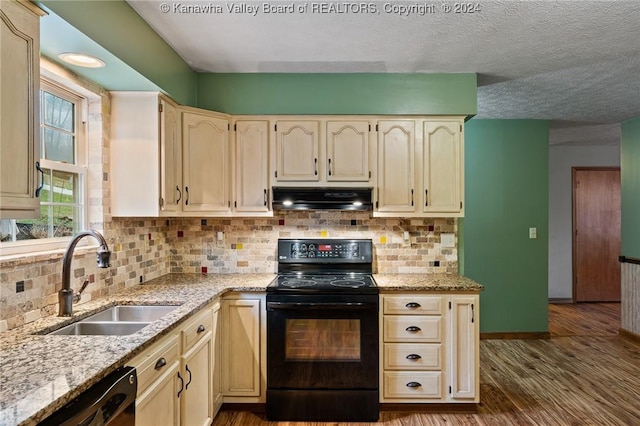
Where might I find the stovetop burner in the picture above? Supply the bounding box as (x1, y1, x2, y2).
(270, 239, 378, 294)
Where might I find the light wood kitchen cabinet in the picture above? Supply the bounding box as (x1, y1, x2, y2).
(0, 0, 45, 219)
(233, 120, 271, 215)
(449, 295, 478, 400)
(133, 334, 181, 426)
(132, 301, 218, 426)
(374, 117, 464, 217)
(272, 118, 373, 186)
(274, 120, 320, 182)
(221, 294, 266, 402)
(375, 120, 416, 214)
(111, 92, 181, 217)
(211, 300, 223, 416)
(422, 120, 464, 215)
(180, 307, 214, 426)
(182, 108, 232, 215)
(380, 293, 479, 403)
(325, 120, 371, 182)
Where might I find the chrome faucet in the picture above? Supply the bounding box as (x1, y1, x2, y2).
(59, 230, 111, 316)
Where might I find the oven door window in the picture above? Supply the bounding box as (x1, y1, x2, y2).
(286, 319, 360, 361)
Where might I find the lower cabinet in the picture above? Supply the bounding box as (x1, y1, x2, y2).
(380, 293, 479, 403)
(220, 293, 266, 402)
(132, 299, 220, 426)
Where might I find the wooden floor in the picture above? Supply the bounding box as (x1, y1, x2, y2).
(213, 303, 640, 426)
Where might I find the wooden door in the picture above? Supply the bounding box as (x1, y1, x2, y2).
(159, 98, 182, 214)
(376, 120, 416, 213)
(422, 120, 463, 214)
(573, 168, 621, 302)
(182, 111, 230, 213)
(326, 120, 371, 182)
(234, 120, 269, 213)
(275, 120, 320, 182)
(181, 331, 213, 426)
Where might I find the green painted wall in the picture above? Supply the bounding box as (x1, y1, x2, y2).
(461, 120, 549, 333)
(196, 73, 477, 115)
(621, 116, 640, 259)
(40, 0, 197, 105)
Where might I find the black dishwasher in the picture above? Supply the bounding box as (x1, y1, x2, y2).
(38, 366, 137, 426)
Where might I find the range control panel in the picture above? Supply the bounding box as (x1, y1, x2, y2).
(277, 239, 372, 262)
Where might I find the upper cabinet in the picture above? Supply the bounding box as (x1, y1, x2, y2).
(111, 92, 182, 217)
(0, 0, 45, 219)
(374, 117, 464, 218)
(182, 108, 231, 214)
(274, 120, 320, 182)
(376, 120, 416, 213)
(326, 120, 371, 182)
(233, 120, 270, 214)
(422, 120, 463, 215)
(272, 118, 374, 187)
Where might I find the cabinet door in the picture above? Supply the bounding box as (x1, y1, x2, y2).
(159, 99, 182, 214)
(211, 301, 223, 417)
(423, 121, 463, 214)
(275, 120, 320, 181)
(234, 120, 270, 213)
(449, 296, 478, 401)
(136, 361, 181, 426)
(376, 121, 416, 213)
(221, 299, 261, 396)
(181, 331, 213, 426)
(0, 1, 42, 219)
(182, 112, 230, 213)
(326, 121, 371, 182)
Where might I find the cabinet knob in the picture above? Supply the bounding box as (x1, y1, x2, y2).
(405, 302, 421, 309)
(406, 354, 422, 360)
(405, 326, 421, 333)
(197, 324, 206, 333)
(406, 381, 422, 388)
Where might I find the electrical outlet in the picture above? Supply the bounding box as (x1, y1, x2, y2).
(529, 227, 537, 239)
(440, 233, 455, 248)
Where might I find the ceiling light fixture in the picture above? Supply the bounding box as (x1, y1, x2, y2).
(58, 52, 105, 68)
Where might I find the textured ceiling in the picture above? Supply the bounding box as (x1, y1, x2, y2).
(127, 0, 640, 145)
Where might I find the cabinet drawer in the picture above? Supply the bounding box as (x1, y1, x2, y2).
(384, 343, 442, 370)
(132, 334, 180, 394)
(383, 372, 443, 399)
(383, 316, 442, 342)
(182, 307, 213, 352)
(383, 295, 443, 315)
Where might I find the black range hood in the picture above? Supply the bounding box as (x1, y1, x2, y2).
(272, 187, 373, 211)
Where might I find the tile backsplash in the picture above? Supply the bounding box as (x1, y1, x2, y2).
(0, 212, 457, 331)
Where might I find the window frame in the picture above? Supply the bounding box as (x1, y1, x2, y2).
(0, 78, 89, 256)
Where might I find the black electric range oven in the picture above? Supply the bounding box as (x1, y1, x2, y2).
(266, 239, 379, 422)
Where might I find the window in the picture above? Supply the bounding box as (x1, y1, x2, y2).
(0, 80, 87, 249)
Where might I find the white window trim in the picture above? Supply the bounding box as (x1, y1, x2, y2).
(0, 78, 91, 259)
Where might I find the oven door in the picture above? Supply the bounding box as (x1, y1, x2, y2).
(267, 293, 378, 390)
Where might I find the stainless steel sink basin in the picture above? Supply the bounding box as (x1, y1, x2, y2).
(83, 305, 179, 322)
(48, 321, 150, 336)
(44, 305, 180, 336)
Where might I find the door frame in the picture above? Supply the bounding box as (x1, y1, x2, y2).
(571, 166, 621, 302)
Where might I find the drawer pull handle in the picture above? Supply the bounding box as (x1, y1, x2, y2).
(405, 302, 421, 309)
(406, 354, 422, 360)
(154, 357, 167, 370)
(185, 364, 192, 389)
(406, 326, 421, 332)
(406, 381, 422, 388)
(177, 372, 184, 398)
(197, 324, 206, 333)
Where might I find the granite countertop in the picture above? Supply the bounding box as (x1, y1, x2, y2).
(0, 272, 482, 426)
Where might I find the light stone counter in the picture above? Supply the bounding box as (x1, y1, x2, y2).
(0, 272, 481, 425)
(374, 273, 484, 292)
(0, 273, 275, 426)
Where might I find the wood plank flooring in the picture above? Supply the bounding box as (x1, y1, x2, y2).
(212, 303, 640, 426)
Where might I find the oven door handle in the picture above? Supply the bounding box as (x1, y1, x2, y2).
(267, 301, 377, 310)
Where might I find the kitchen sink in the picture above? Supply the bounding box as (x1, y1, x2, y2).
(82, 305, 179, 322)
(47, 321, 150, 336)
(44, 305, 180, 336)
